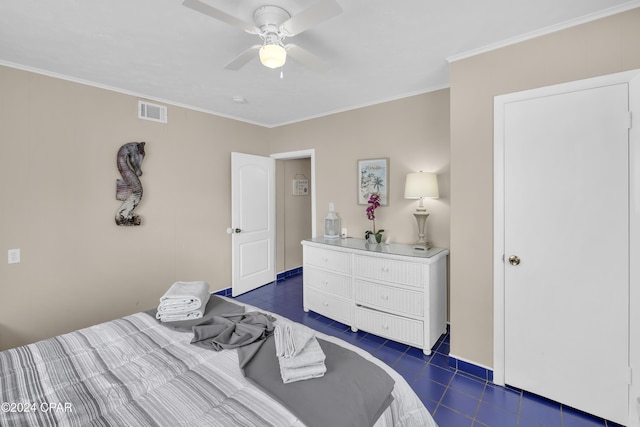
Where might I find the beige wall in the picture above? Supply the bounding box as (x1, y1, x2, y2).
(449, 7, 640, 368)
(268, 90, 451, 249)
(0, 66, 268, 350)
(276, 158, 312, 272)
(0, 67, 450, 350)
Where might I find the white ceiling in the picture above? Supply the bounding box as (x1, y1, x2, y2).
(1, 0, 638, 127)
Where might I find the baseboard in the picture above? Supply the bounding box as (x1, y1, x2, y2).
(213, 288, 232, 297)
(277, 266, 303, 281)
(214, 267, 303, 297)
(448, 353, 494, 382)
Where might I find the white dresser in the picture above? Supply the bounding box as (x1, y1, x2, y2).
(302, 238, 449, 355)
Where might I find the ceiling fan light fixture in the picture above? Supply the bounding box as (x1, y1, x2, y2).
(259, 44, 286, 69)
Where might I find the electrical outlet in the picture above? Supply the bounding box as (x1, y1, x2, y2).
(8, 249, 20, 264)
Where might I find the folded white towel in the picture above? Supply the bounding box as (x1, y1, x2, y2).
(279, 362, 327, 384)
(158, 281, 210, 313)
(277, 336, 327, 383)
(274, 321, 316, 358)
(155, 306, 205, 322)
(156, 281, 210, 323)
(278, 337, 325, 370)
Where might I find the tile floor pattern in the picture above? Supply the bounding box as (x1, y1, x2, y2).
(228, 274, 624, 427)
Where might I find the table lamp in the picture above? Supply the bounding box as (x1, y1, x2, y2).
(404, 171, 439, 249)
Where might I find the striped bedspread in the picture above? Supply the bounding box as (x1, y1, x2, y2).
(0, 299, 436, 426)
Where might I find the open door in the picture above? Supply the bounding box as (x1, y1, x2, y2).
(230, 152, 275, 296)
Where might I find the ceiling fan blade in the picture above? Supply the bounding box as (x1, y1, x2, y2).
(183, 0, 257, 34)
(285, 44, 329, 73)
(280, 0, 343, 37)
(224, 45, 261, 70)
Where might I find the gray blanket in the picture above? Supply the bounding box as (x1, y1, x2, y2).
(239, 334, 395, 427)
(191, 311, 275, 351)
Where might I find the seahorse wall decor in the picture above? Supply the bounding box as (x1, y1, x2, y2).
(115, 142, 146, 226)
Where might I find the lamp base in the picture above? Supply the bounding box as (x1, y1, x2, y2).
(412, 211, 432, 249)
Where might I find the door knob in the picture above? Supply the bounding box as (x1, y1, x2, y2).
(508, 255, 521, 266)
(226, 227, 242, 234)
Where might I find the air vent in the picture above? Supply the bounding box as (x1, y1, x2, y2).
(138, 101, 167, 123)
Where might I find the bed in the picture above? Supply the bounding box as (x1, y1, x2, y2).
(0, 295, 437, 427)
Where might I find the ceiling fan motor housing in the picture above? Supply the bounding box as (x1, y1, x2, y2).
(254, 5, 291, 43)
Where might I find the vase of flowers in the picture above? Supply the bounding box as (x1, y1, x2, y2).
(364, 193, 384, 244)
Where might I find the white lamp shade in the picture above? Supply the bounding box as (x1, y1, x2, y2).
(404, 172, 439, 199)
(259, 44, 287, 69)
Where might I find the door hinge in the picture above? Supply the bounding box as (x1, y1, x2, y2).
(628, 366, 633, 385)
(628, 111, 632, 129)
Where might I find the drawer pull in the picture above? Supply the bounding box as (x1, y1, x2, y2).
(323, 301, 329, 306)
(381, 295, 389, 300)
(382, 324, 389, 330)
(382, 267, 390, 272)
(323, 280, 329, 285)
(322, 257, 329, 262)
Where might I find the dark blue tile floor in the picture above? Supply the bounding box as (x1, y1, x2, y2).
(225, 274, 623, 427)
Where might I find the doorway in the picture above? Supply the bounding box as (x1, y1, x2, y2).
(272, 149, 316, 276)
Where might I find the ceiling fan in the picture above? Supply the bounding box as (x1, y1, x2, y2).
(183, 0, 343, 72)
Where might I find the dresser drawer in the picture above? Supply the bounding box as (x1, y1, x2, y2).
(354, 306, 423, 348)
(304, 266, 351, 298)
(353, 255, 423, 288)
(304, 287, 353, 325)
(304, 246, 351, 274)
(354, 279, 423, 317)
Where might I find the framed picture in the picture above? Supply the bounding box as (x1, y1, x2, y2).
(358, 158, 389, 205)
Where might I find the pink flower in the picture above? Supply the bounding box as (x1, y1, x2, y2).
(365, 193, 384, 239)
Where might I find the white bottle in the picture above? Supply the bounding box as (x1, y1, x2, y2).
(324, 203, 341, 239)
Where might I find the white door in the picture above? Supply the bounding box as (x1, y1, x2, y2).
(503, 84, 629, 423)
(230, 152, 275, 296)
